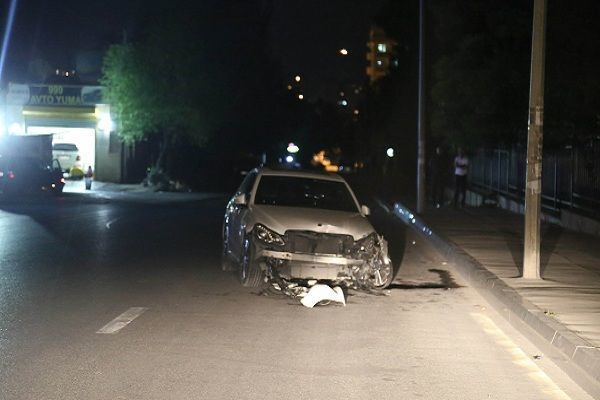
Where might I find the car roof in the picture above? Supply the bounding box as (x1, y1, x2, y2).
(256, 167, 346, 182)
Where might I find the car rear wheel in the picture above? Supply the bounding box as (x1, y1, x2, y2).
(239, 236, 264, 287)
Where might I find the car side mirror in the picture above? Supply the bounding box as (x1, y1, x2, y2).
(361, 205, 370, 216)
(234, 193, 248, 206)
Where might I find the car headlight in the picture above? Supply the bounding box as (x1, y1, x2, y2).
(254, 224, 285, 246)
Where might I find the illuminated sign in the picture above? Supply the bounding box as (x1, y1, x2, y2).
(7, 84, 103, 107)
(29, 85, 84, 105)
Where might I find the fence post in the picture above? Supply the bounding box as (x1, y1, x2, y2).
(570, 145, 575, 208)
(497, 150, 501, 193)
(553, 155, 558, 210)
(506, 151, 510, 194)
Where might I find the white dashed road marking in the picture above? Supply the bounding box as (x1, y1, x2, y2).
(97, 307, 148, 334)
(105, 217, 121, 229)
(471, 313, 572, 400)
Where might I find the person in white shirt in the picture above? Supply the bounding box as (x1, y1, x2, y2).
(453, 147, 469, 208)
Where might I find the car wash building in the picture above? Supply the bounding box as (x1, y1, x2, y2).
(1, 82, 125, 182)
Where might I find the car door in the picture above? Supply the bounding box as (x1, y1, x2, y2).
(227, 171, 257, 259)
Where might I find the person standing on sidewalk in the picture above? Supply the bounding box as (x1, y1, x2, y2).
(453, 147, 469, 208)
(85, 166, 93, 190)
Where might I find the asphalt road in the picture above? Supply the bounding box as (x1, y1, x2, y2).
(0, 192, 593, 399)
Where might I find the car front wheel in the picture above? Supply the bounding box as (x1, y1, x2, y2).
(221, 223, 234, 271)
(369, 254, 394, 289)
(239, 236, 265, 287)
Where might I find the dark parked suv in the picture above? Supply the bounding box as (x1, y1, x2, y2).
(0, 156, 65, 195)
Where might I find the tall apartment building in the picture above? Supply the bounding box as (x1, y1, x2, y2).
(366, 26, 398, 84)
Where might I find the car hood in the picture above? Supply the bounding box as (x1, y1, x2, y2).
(249, 205, 374, 240)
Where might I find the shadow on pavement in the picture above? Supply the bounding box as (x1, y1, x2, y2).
(388, 269, 462, 290)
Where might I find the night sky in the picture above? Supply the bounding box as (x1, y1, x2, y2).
(3, 0, 384, 100)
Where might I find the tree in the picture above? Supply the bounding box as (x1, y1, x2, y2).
(429, 0, 532, 149)
(101, 1, 283, 175)
(544, 0, 600, 145)
(428, 1, 600, 149)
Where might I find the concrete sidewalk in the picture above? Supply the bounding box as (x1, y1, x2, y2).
(388, 202, 600, 396)
(63, 180, 153, 194)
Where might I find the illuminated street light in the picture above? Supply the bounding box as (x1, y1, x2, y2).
(96, 106, 115, 132)
(287, 85, 292, 90)
(298, 94, 304, 100)
(339, 48, 349, 56)
(295, 75, 301, 82)
(287, 142, 299, 153)
(386, 147, 394, 158)
(285, 155, 294, 163)
(8, 122, 24, 134)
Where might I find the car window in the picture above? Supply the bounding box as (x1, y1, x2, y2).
(52, 143, 79, 152)
(254, 176, 359, 213)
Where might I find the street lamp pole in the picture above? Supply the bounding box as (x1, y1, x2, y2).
(416, 0, 426, 214)
(523, 0, 547, 279)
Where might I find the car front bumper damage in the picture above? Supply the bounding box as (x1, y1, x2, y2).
(257, 249, 364, 281)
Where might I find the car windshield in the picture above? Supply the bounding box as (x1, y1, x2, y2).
(254, 175, 359, 213)
(52, 143, 78, 152)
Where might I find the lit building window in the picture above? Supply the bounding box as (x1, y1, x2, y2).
(377, 43, 387, 53)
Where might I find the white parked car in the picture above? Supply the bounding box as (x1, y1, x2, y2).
(222, 168, 394, 289)
(52, 143, 79, 172)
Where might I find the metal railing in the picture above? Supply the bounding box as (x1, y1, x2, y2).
(470, 143, 600, 218)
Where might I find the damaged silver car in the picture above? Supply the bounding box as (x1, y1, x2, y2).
(222, 168, 394, 290)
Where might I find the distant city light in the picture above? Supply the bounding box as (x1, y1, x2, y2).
(339, 48, 349, 55)
(341, 100, 348, 106)
(287, 143, 299, 153)
(298, 94, 304, 100)
(285, 155, 294, 163)
(295, 75, 301, 82)
(386, 147, 395, 158)
(287, 85, 292, 90)
(353, 109, 360, 115)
